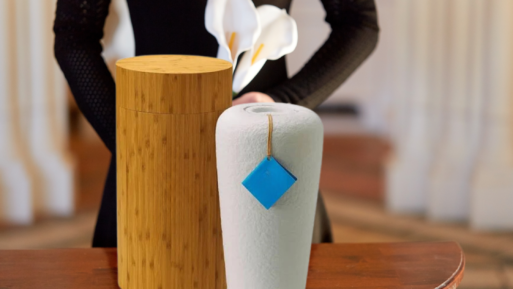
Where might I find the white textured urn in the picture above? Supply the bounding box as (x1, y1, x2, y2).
(215, 103, 323, 289)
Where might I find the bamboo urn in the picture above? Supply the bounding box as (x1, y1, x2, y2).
(116, 55, 232, 289)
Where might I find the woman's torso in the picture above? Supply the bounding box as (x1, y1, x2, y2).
(126, 0, 293, 94)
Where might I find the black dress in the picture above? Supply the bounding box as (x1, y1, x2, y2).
(54, 0, 379, 247)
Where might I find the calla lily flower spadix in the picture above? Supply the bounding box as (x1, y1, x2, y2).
(205, 1, 298, 94)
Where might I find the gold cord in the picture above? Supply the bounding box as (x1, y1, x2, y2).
(267, 114, 273, 160)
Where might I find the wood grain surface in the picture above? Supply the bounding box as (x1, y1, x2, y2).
(116, 55, 232, 114)
(116, 55, 232, 289)
(0, 242, 464, 289)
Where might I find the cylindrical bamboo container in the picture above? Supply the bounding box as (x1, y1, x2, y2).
(116, 55, 232, 289)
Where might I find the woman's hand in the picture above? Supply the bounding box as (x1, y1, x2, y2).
(232, 92, 275, 106)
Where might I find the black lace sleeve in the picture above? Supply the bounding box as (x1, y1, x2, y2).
(266, 0, 380, 109)
(54, 0, 116, 153)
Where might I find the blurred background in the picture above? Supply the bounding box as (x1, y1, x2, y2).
(1, 0, 513, 287)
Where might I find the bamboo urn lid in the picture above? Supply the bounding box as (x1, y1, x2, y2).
(116, 55, 233, 114)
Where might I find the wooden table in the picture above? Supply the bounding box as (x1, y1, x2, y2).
(0, 242, 464, 288)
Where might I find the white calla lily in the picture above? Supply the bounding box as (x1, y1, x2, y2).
(205, 0, 260, 68)
(232, 5, 298, 93)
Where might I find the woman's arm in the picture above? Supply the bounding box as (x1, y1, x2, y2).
(265, 0, 380, 109)
(54, 0, 116, 153)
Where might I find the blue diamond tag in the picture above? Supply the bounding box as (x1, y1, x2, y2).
(242, 156, 297, 209)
